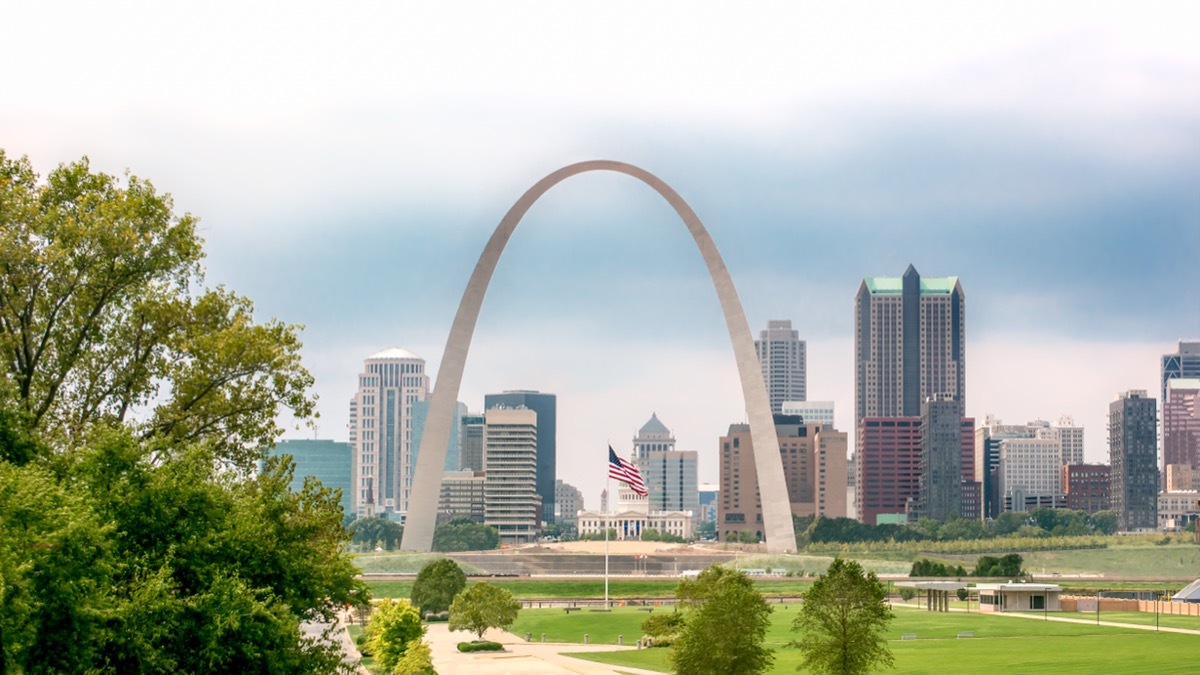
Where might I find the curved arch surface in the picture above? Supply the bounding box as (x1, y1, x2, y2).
(399, 160, 797, 553)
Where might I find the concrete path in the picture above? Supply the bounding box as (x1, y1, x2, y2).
(425, 623, 667, 675)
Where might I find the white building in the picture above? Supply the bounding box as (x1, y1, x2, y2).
(755, 319, 807, 414)
(554, 479, 584, 527)
(1158, 491, 1200, 531)
(1055, 416, 1085, 466)
(781, 400, 836, 427)
(484, 407, 541, 544)
(349, 347, 430, 519)
(998, 434, 1063, 510)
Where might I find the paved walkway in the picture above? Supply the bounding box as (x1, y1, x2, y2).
(424, 623, 666, 675)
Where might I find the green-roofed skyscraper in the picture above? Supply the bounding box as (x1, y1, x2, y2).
(855, 264, 966, 427)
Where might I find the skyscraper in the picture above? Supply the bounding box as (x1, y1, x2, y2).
(349, 348, 429, 519)
(1161, 340, 1200, 403)
(719, 415, 846, 541)
(854, 265, 965, 427)
(632, 414, 699, 522)
(1163, 379, 1200, 473)
(263, 440, 353, 518)
(410, 399, 466, 472)
(459, 414, 485, 471)
(485, 391, 556, 523)
(1109, 390, 1158, 532)
(918, 394, 964, 521)
(755, 320, 807, 413)
(483, 407, 540, 544)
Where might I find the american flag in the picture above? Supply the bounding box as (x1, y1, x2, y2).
(608, 445, 647, 496)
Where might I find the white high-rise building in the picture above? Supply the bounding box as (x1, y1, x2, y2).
(1055, 416, 1085, 466)
(998, 435, 1063, 509)
(755, 320, 807, 414)
(484, 407, 541, 544)
(349, 348, 430, 519)
(781, 401, 836, 427)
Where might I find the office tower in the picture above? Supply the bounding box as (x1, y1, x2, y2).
(632, 414, 699, 521)
(781, 400, 836, 427)
(485, 391, 556, 523)
(998, 435, 1063, 512)
(1055, 417, 1085, 466)
(976, 416, 1081, 518)
(1163, 379, 1200, 473)
(1165, 464, 1200, 492)
(918, 394, 964, 521)
(858, 415, 974, 524)
(411, 400, 466, 472)
(1161, 340, 1200, 404)
(483, 407, 540, 544)
(697, 483, 719, 524)
(460, 414, 485, 471)
(1062, 464, 1110, 513)
(349, 348, 429, 518)
(262, 440, 353, 518)
(554, 479, 584, 528)
(438, 470, 486, 523)
(854, 265, 965, 427)
(755, 319, 807, 413)
(719, 415, 846, 541)
(1109, 390, 1158, 532)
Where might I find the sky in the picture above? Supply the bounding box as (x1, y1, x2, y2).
(4, 2, 1199, 509)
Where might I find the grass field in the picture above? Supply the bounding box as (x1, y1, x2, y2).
(932, 544, 1200, 580)
(1019, 609, 1200, 631)
(365, 578, 815, 600)
(564, 606, 1200, 674)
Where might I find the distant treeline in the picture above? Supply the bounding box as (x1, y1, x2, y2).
(795, 508, 1119, 546)
(909, 553, 1025, 578)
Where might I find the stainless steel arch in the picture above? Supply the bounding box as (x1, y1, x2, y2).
(399, 160, 798, 553)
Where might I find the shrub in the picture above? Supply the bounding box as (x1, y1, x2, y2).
(457, 640, 504, 652)
(366, 599, 426, 671)
(899, 586, 916, 602)
(423, 610, 450, 622)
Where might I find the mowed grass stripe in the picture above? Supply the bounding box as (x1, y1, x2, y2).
(569, 631, 1199, 674)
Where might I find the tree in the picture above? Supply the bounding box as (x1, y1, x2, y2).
(393, 638, 436, 674)
(973, 554, 1024, 578)
(640, 611, 684, 646)
(449, 582, 521, 640)
(898, 586, 916, 602)
(0, 151, 314, 470)
(1089, 510, 1119, 535)
(349, 516, 404, 550)
(672, 566, 774, 675)
(411, 559, 467, 616)
(793, 557, 894, 675)
(366, 600, 426, 672)
(432, 519, 500, 552)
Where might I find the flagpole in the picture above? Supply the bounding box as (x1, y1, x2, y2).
(605, 453, 611, 611)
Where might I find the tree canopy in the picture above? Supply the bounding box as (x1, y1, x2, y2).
(793, 557, 894, 675)
(411, 558, 467, 616)
(0, 151, 314, 469)
(0, 150, 363, 673)
(432, 518, 500, 552)
(449, 582, 521, 640)
(366, 599, 426, 672)
(672, 566, 774, 675)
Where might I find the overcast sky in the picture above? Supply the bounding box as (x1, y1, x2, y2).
(5, 2, 1199, 507)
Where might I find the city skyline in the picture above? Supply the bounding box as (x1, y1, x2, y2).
(4, 3, 1197, 508)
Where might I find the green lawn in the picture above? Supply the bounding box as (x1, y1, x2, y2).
(365, 578, 814, 600)
(1021, 609, 1200, 632)
(567, 607, 1197, 674)
(1020, 545, 1200, 579)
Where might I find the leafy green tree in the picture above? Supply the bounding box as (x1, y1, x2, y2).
(1089, 510, 1119, 535)
(672, 566, 774, 675)
(411, 559, 467, 616)
(991, 511, 1025, 536)
(0, 151, 314, 469)
(449, 582, 521, 640)
(350, 516, 404, 550)
(432, 519, 500, 552)
(973, 553, 1025, 578)
(898, 586, 916, 602)
(697, 519, 717, 540)
(367, 599, 426, 672)
(793, 558, 894, 675)
(394, 638, 437, 674)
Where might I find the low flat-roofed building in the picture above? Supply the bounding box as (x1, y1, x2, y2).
(976, 583, 1062, 612)
(1158, 490, 1200, 531)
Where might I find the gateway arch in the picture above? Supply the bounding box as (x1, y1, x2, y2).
(400, 160, 798, 553)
